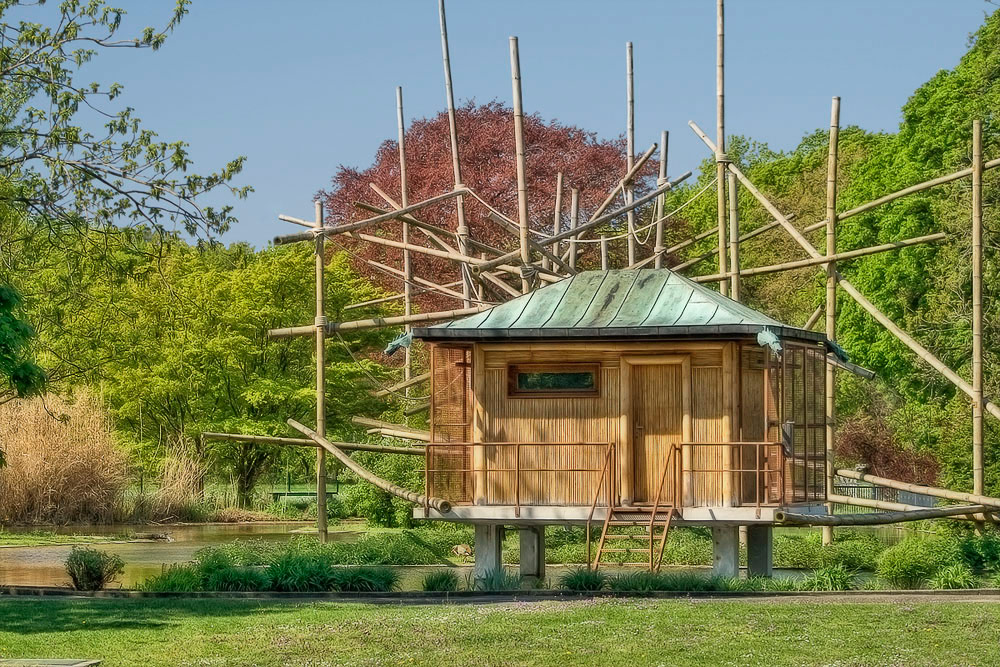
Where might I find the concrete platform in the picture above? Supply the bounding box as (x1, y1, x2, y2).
(414, 503, 827, 525)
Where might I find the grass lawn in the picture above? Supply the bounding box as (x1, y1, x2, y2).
(0, 597, 999, 665)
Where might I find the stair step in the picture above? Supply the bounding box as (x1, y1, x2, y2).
(598, 548, 654, 553)
(604, 534, 653, 540)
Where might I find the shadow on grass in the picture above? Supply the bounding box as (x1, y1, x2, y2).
(0, 597, 298, 635)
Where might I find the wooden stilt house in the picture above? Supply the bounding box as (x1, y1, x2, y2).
(412, 268, 833, 571)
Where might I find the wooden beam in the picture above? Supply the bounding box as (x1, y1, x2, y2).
(289, 418, 451, 512)
(267, 305, 490, 339)
(201, 432, 424, 456)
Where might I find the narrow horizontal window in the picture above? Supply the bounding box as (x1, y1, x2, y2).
(507, 364, 599, 397)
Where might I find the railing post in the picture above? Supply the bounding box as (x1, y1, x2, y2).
(514, 442, 520, 518)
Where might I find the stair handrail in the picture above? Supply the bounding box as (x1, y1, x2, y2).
(585, 442, 616, 566)
(647, 444, 678, 569)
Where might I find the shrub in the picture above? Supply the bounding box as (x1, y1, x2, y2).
(472, 568, 523, 592)
(422, 569, 460, 592)
(331, 566, 400, 592)
(266, 554, 336, 592)
(928, 563, 977, 590)
(205, 566, 270, 592)
(139, 565, 203, 592)
(800, 564, 854, 591)
(821, 534, 885, 571)
(958, 533, 1000, 572)
(558, 567, 607, 592)
(65, 547, 124, 591)
(876, 538, 960, 589)
(762, 576, 800, 592)
(773, 533, 823, 569)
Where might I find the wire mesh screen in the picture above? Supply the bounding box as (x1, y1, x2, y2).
(430, 344, 472, 443)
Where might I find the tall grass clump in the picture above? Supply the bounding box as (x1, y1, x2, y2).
(471, 568, 523, 592)
(422, 570, 460, 592)
(800, 564, 854, 591)
(65, 546, 125, 591)
(266, 554, 337, 592)
(331, 566, 400, 592)
(558, 567, 607, 592)
(139, 564, 203, 592)
(928, 563, 977, 590)
(876, 537, 960, 589)
(0, 393, 127, 524)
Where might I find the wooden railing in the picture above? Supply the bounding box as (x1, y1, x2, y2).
(424, 441, 613, 517)
(682, 441, 785, 514)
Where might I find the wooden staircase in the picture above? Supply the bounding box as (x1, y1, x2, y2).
(589, 445, 679, 572)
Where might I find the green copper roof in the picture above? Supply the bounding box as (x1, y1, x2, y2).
(412, 268, 826, 343)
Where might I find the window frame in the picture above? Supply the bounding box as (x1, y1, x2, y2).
(506, 362, 600, 398)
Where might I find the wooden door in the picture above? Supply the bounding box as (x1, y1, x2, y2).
(627, 356, 691, 505)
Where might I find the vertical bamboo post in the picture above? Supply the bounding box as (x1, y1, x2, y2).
(314, 199, 328, 544)
(438, 0, 472, 306)
(396, 87, 412, 392)
(547, 172, 564, 272)
(569, 188, 580, 271)
(973, 119, 984, 507)
(715, 0, 729, 297)
(823, 96, 840, 546)
(655, 130, 669, 269)
(625, 42, 637, 266)
(600, 235, 609, 270)
(510, 36, 530, 292)
(728, 171, 740, 300)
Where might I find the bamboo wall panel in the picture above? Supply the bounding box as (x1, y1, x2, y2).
(740, 346, 766, 502)
(691, 367, 724, 506)
(480, 365, 619, 505)
(632, 363, 683, 503)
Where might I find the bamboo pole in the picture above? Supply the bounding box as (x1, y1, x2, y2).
(547, 172, 564, 271)
(776, 504, 990, 526)
(201, 432, 424, 456)
(509, 36, 531, 292)
(352, 416, 430, 439)
(357, 197, 460, 255)
(438, 0, 472, 306)
(396, 87, 413, 397)
(836, 468, 1000, 508)
(600, 236, 609, 270)
(715, 0, 729, 297)
(486, 212, 577, 275)
(824, 96, 840, 546)
(655, 130, 669, 269)
(827, 493, 922, 512)
(313, 199, 328, 543)
(727, 170, 740, 300)
(344, 293, 408, 310)
(803, 305, 824, 330)
(666, 213, 798, 272)
(404, 400, 431, 416)
(348, 231, 490, 266)
(690, 233, 947, 282)
(267, 305, 490, 339)
(626, 42, 636, 266)
(368, 427, 431, 442)
(367, 259, 469, 302)
(973, 119, 985, 505)
(372, 372, 430, 398)
(570, 189, 580, 271)
(273, 188, 470, 245)
(289, 419, 452, 513)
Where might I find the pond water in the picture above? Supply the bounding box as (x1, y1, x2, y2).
(0, 521, 355, 588)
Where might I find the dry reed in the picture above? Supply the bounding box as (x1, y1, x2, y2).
(0, 392, 127, 524)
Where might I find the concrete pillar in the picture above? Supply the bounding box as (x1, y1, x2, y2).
(746, 525, 773, 577)
(474, 523, 503, 584)
(518, 526, 545, 581)
(712, 525, 739, 577)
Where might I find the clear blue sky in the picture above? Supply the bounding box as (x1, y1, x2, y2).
(83, 1, 994, 247)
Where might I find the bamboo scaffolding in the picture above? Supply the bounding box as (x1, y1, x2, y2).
(353, 416, 430, 439)
(776, 504, 991, 526)
(827, 493, 922, 512)
(267, 305, 490, 339)
(367, 427, 431, 442)
(546, 172, 564, 271)
(836, 468, 1000, 507)
(372, 372, 430, 398)
(569, 189, 580, 270)
(344, 292, 409, 310)
(201, 432, 424, 456)
(367, 260, 469, 302)
(510, 36, 531, 292)
(487, 212, 577, 275)
(715, 0, 728, 297)
(289, 418, 452, 512)
(803, 305, 824, 330)
(438, 0, 472, 306)
(404, 400, 430, 416)
(690, 119, 1000, 421)
(358, 195, 460, 254)
(665, 213, 798, 272)
(824, 96, 840, 546)
(600, 236, 609, 270)
(973, 119, 985, 501)
(626, 42, 637, 266)
(690, 233, 947, 282)
(313, 199, 328, 543)
(654, 130, 669, 269)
